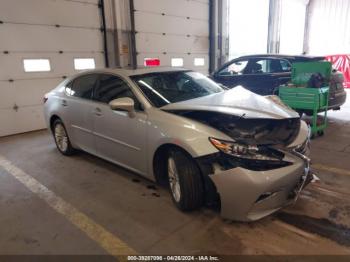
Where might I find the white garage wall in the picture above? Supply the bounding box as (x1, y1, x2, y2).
(133, 0, 209, 75)
(307, 0, 350, 55)
(0, 0, 105, 137)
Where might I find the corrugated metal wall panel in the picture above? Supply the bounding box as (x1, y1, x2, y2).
(307, 0, 350, 55)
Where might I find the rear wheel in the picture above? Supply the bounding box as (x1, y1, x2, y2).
(167, 149, 204, 211)
(53, 119, 75, 155)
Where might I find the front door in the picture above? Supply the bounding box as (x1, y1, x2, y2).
(214, 59, 249, 89)
(92, 74, 148, 175)
(214, 58, 291, 96)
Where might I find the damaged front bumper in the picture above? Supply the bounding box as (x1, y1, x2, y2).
(207, 150, 313, 221)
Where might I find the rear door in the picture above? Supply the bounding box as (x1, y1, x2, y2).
(64, 74, 98, 154)
(92, 74, 148, 175)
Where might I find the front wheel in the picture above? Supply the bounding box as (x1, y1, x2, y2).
(53, 119, 75, 155)
(167, 149, 204, 211)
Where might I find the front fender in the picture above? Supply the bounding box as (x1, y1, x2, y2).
(146, 109, 231, 179)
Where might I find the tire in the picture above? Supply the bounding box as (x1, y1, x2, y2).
(52, 119, 75, 156)
(167, 148, 204, 211)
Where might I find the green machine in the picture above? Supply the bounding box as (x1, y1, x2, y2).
(278, 61, 331, 137)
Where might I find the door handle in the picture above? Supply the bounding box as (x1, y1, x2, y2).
(61, 100, 68, 107)
(94, 107, 102, 116)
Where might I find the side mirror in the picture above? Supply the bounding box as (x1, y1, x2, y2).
(109, 97, 135, 114)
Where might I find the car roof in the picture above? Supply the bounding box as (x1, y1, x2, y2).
(214, 54, 326, 73)
(75, 67, 188, 78)
(234, 54, 325, 61)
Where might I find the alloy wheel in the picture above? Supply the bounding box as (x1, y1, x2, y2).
(168, 157, 181, 202)
(54, 123, 68, 152)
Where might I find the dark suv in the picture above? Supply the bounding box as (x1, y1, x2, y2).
(212, 54, 347, 110)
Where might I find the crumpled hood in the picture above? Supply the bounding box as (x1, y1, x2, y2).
(161, 86, 298, 119)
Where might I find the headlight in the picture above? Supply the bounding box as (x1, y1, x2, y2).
(209, 137, 283, 161)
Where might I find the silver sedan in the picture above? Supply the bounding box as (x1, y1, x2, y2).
(43, 68, 312, 221)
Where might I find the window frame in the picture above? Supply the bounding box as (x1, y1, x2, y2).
(277, 58, 292, 73)
(23, 58, 51, 73)
(194, 57, 205, 67)
(92, 73, 144, 111)
(64, 80, 74, 96)
(217, 59, 249, 76)
(242, 58, 293, 75)
(66, 73, 99, 100)
(73, 58, 96, 70)
(217, 57, 293, 77)
(171, 58, 184, 67)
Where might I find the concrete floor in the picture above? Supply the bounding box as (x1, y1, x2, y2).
(1, 93, 350, 255)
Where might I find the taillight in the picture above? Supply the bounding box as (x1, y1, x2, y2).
(43, 95, 48, 104)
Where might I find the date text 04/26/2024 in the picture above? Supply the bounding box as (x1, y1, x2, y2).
(127, 256, 220, 261)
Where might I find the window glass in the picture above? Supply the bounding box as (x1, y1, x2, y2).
(243, 59, 289, 74)
(239, 59, 267, 74)
(256, 60, 268, 73)
(71, 74, 98, 99)
(194, 58, 205, 66)
(74, 58, 96, 70)
(279, 60, 291, 72)
(23, 59, 51, 72)
(171, 58, 184, 67)
(131, 71, 223, 108)
(219, 58, 292, 76)
(218, 60, 248, 76)
(64, 81, 74, 96)
(94, 74, 140, 109)
(241, 59, 282, 74)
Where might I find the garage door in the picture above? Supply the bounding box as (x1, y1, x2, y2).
(133, 0, 209, 75)
(0, 0, 105, 137)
